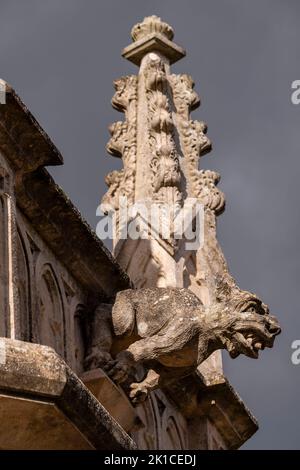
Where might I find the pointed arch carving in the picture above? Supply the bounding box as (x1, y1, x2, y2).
(36, 263, 66, 358)
(16, 227, 32, 341)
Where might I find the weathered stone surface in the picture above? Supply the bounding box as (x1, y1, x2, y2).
(0, 80, 62, 173)
(0, 396, 94, 450)
(0, 81, 131, 305)
(0, 14, 281, 451)
(81, 368, 139, 432)
(164, 372, 258, 449)
(16, 169, 131, 298)
(0, 80, 132, 379)
(0, 338, 136, 450)
(123, 16, 185, 65)
(86, 287, 280, 404)
(95, 15, 282, 450)
(131, 389, 188, 449)
(0, 338, 66, 396)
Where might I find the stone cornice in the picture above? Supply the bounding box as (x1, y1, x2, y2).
(0, 80, 131, 300)
(0, 79, 63, 173)
(0, 338, 136, 450)
(166, 373, 258, 450)
(16, 168, 131, 300)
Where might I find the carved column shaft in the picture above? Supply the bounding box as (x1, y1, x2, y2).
(0, 162, 20, 339)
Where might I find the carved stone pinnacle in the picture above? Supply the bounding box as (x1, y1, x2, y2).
(122, 16, 185, 66)
(131, 16, 174, 42)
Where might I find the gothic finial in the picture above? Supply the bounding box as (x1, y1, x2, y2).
(122, 15, 185, 66)
(104, 17, 227, 218)
(131, 16, 174, 42)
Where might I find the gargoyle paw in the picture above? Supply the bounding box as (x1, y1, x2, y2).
(84, 349, 113, 370)
(104, 358, 132, 383)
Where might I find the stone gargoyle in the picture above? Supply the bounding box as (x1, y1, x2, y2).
(85, 287, 281, 404)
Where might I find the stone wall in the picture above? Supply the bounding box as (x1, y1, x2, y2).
(0, 150, 87, 374)
(16, 210, 88, 374)
(0, 149, 194, 450)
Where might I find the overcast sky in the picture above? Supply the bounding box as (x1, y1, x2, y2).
(1, 0, 300, 449)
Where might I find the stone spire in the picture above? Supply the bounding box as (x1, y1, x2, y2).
(99, 17, 280, 449)
(102, 16, 224, 257)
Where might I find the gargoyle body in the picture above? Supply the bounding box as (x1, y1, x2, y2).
(85, 287, 280, 404)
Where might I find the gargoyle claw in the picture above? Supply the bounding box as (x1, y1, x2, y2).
(104, 359, 131, 383)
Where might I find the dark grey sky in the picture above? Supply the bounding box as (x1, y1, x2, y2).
(1, 0, 299, 449)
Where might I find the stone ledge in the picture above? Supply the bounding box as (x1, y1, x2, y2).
(165, 372, 258, 450)
(81, 368, 139, 433)
(0, 79, 63, 172)
(0, 338, 136, 450)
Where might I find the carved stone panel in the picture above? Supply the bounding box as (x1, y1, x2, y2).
(0, 193, 8, 337)
(36, 265, 66, 358)
(0, 161, 17, 339)
(16, 230, 31, 341)
(131, 390, 188, 450)
(16, 210, 89, 372)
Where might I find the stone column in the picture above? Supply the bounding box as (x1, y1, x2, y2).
(0, 159, 20, 339)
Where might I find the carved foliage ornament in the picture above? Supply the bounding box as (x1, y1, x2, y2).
(144, 56, 182, 205)
(102, 16, 226, 216)
(103, 76, 137, 209)
(169, 74, 225, 213)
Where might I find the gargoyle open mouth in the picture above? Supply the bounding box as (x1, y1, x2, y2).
(228, 331, 267, 359)
(226, 313, 281, 359)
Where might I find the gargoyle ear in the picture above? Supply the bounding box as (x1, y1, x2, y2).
(261, 302, 270, 315)
(215, 275, 235, 303)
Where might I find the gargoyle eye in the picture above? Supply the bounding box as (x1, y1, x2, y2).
(241, 302, 259, 313)
(248, 306, 257, 313)
(242, 301, 264, 315)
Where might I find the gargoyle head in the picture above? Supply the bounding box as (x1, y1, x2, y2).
(211, 289, 281, 360)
